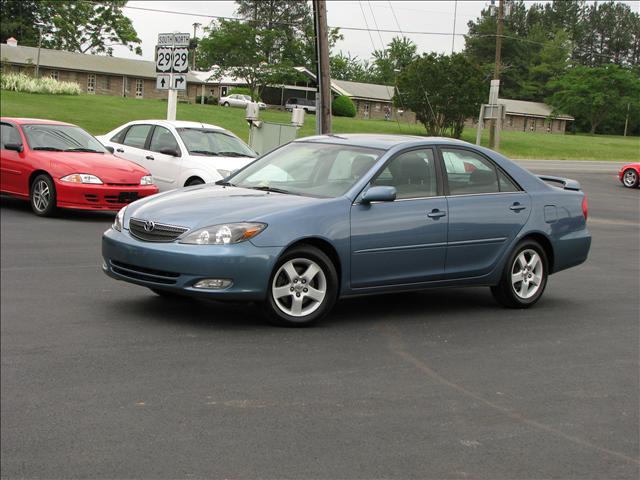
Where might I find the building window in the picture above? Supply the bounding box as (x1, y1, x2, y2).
(87, 73, 95, 94)
(50, 71, 59, 81)
(135, 79, 143, 98)
(363, 103, 370, 118)
(374, 103, 381, 112)
(103, 75, 111, 90)
(507, 115, 513, 127)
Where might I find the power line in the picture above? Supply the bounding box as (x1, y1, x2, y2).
(357, 1, 378, 50)
(366, 1, 387, 52)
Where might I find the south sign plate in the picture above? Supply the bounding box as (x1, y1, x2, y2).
(157, 32, 190, 47)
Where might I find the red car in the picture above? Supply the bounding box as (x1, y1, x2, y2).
(619, 163, 640, 188)
(1, 117, 158, 216)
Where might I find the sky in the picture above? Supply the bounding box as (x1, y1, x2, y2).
(111, 0, 640, 65)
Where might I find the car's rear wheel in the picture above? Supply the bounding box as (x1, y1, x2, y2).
(223, 102, 230, 107)
(263, 245, 338, 327)
(491, 240, 548, 308)
(622, 169, 638, 188)
(30, 174, 57, 217)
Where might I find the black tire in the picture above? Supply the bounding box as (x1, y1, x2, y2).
(491, 239, 548, 309)
(185, 177, 205, 187)
(30, 174, 57, 217)
(622, 169, 639, 188)
(223, 102, 230, 107)
(263, 245, 338, 327)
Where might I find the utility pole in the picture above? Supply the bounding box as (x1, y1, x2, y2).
(313, 0, 332, 134)
(35, 24, 44, 78)
(623, 102, 630, 137)
(451, 0, 458, 54)
(488, 0, 504, 150)
(191, 22, 201, 71)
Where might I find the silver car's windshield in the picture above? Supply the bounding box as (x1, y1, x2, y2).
(22, 124, 106, 153)
(228, 142, 383, 198)
(177, 128, 256, 158)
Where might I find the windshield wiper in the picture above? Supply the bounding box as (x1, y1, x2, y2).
(189, 149, 220, 156)
(215, 180, 235, 186)
(247, 186, 293, 194)
(32, 146, 64, 151)
(64, 148, 103, 153)
(216, 151, 255, 158)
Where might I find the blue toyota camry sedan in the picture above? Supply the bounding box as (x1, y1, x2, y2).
(102, 134, 591, 326)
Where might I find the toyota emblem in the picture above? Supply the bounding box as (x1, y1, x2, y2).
(143, 220, 155, 232)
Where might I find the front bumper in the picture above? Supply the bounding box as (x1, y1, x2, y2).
(102, 228, 282, 300)
(56, 181, 158, 211)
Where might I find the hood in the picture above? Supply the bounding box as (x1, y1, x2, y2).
(126, 184, 322, 230)
(43, 151, 150, 183)
(185, 154, 255, 174)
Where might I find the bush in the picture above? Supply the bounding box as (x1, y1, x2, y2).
(332, 95, 356, 117)
(195, 95, 219, 105)
(228, 87, 261, 101)
(0, 73, 82, 95)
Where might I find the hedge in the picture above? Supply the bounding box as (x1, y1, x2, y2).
(332, 95, 356, 117)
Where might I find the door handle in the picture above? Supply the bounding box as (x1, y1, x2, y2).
(145, 155, 155, 161)
(116, 148, 124, 153)
(427, 209, 446, 219)
(510, 202, 527, 212)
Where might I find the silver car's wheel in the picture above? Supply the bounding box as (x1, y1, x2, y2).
(511, 249, 543, 299)
(491, 240, 548, 308)
(30, 174, 57, 216)
(272, 258, 327, 317)
(264, 245, 338, 327)
(623, 169, 638, 188)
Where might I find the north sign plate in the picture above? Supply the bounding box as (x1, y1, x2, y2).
(157, 33, 190, 47)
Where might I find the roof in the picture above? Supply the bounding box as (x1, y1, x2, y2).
(331, 79, 395, 102)
(0, 44, 203, 83)
(499, 98, 574, 120)
(295, 133, 469, 150)
(1, 117, 73, 126)
(122, 119, 226, 130)
(191, 70, 247, 85)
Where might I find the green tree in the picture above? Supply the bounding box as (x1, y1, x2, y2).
(547, 64, 640, 134)
(372, 36, 418, 85)
(1, 0, 141, 55)
(396, 53, 485, 138)
(329, 52, 376, 83)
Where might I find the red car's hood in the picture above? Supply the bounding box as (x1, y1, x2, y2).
(40, 151, 150, 184)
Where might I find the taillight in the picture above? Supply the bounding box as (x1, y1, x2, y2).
(582, 195, 588, 221)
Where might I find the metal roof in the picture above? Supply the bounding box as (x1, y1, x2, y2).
(0, 44, 203, 83)
(499, 98, 574, 120)
(331, 79, 395, 102)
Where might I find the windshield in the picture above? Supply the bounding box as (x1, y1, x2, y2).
(22, 124, 106, 152)
(176, 128, 256, 158)
(228, 142, 383, 198)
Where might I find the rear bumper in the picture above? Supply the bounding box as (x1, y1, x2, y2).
(552, 227, 591, 273)
(56, 181, 158, 211)
(102, 228, 282, 300)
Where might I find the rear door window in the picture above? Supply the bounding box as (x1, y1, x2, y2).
(122, 124, 152, 149)
(442, 148, 500, 195)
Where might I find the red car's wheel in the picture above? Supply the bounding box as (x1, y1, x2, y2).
(30, 174, 57, 217)
(622, 169, 639, 188)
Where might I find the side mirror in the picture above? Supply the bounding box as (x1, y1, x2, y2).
(105, 146, 115, 154)
(4, 143, 23, 153)
(159, 148, 180, 157)
(361, 186, 397, 204)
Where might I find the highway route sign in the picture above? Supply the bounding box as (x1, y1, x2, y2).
(156, 74, 170, 90)
(172, 74, 187, 91)
(155, 46, 173, 73)
(157, 33, 190, 47)
(172, 47, 189, 73)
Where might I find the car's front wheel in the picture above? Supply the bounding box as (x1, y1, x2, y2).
(30, 174, 57, 216)
(223, 102, 230, 107)
(622, 169, 638, 188)
(263, 245, 338, 327)
(491, 240, 548, 308)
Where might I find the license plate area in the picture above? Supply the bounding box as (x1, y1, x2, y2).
(118, 192, 139, 203)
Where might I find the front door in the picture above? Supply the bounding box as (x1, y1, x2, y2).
(350, 148, 448, 288)
(0, 122, 27, 195)
(440, 147, 531, 278)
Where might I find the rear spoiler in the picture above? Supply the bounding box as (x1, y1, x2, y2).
(538, 175, 581, 191)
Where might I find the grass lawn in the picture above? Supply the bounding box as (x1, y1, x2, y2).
(1, 90, 638, 161)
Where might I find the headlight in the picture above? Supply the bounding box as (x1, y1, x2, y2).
(140, 175, 154, 185)
(113, 206, 126, 232)
(217, 169, 231, 178)
(60, 173, 103, 184)
(179, 222, 266, 245)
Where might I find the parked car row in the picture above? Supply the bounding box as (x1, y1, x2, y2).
(218, 93, 267, 110)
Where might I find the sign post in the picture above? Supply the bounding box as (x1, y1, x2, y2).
(155, 32, 190, 121)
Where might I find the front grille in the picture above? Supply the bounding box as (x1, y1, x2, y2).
(110, 260, 179, 284)
(129, 217, 189, 242)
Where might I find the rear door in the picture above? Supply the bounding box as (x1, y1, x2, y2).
(350, 148, 448, 288)
(145, 125, 182, 189)
(115, 124, 154, 171)
(439, 147, 531, 279)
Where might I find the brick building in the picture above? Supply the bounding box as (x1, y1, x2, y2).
(0, 43, 203, 102)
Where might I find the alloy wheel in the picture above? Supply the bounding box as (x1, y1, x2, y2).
(511, 249, 543, 299)
(32, 179, 51, 213)
(623, 170, 637, 187)
(271, 258, 327, 317)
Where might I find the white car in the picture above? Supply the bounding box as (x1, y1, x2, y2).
(97, 120, 256, 191)
(219, 94, 267, 109)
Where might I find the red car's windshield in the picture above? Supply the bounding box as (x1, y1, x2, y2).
(21, 124, 106, 153)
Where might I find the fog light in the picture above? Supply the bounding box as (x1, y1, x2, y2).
(193, 279, 233, 289)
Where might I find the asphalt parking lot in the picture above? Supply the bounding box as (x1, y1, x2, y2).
(1, 160, 638, 479)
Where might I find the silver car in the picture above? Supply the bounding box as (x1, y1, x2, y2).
(219, 94, 267, 109)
